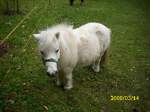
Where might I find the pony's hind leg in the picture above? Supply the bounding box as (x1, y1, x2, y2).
(92, 49, 108, 72)
(100, 49, 108, 66)
(70, 0, 74, 5)
(92, 59, 100, 72)
(80, 0, 84, 5)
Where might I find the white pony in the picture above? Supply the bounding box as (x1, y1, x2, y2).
(33, 22, 111, 90)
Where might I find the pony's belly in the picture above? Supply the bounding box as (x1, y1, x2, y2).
(77, 35, 100, 66)
(78, 56, 95, 66)
(77, 42, 100, 66)
(78, 51, 99, 66)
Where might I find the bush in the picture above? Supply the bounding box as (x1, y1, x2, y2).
(0, 0, 21, 15)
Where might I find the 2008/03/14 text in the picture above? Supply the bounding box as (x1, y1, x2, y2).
(110, 96, 139, 101)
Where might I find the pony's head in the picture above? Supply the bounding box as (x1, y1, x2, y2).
(33, 31, 60, 76)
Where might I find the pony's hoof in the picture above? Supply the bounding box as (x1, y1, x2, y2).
(56, 81, 61, 86)
(92, 65, 100, 72)
(64, 85, 73, 90)
(94, 68, 100, 72)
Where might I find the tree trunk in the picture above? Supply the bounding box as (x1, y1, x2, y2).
(5, 0, 9, 12)
(4, 0, 21, 15)
(16, 0, 20, 14)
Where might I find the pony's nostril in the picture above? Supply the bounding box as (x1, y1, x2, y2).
(47, 72, 50, 76)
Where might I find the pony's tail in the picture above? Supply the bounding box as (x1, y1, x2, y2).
(96, 25, 111, 51)
(98, 26, 111, 66)
(104, 27, 111, 50)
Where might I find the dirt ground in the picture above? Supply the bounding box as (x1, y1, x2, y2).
(0, 41, 14, 57)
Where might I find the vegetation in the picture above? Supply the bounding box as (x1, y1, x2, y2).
(0, 0, 20, 15)
(0, 0, 150, 111)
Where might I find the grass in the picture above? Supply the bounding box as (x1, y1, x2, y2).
(0, 0, 150, 111)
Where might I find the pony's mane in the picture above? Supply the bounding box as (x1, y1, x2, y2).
(46, 23, 73, 33)
(37, 23, 74, 50)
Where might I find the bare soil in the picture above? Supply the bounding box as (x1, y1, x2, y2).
(0, 41, 14, 57)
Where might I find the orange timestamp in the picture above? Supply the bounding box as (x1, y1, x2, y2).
(110, 95, 139, 101)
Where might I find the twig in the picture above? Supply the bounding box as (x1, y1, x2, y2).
(0, 6, 37, 45)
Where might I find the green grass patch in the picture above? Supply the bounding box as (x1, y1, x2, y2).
(0, 0, 150, 111)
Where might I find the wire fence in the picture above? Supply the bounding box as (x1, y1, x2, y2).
(0, 0, 51, 15)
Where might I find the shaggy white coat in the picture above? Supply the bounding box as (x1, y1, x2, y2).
(33, 22, 111, 90)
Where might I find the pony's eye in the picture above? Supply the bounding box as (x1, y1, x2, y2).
(40, 51, 45, 56)
(55, 49, 59, 53)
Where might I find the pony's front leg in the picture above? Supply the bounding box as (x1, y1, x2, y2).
(56, 71, 64, 86)
(56, 74, 61, 86)
(64, 72, 73, 90)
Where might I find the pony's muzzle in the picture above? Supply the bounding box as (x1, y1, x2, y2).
(47, 70, 58, 77)
(45, 59, 58, 76)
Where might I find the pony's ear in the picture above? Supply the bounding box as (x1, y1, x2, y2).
(55, 32, 60, 39)
(33, 34, 41, 41)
